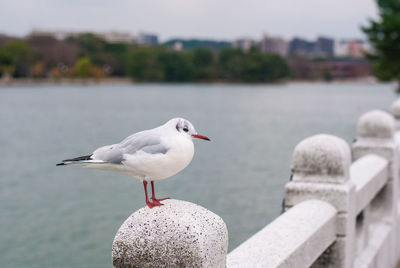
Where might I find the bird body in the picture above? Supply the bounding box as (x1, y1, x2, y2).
(118, 129, 194, 181)
(57, 118, 210, 208)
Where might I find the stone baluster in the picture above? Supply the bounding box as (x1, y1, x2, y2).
(352, 110, 398, 266)
(285, 134, 356, 268)
(112, 199, 228, 268)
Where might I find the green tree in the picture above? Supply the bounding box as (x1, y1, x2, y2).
(263, 54, 291, 82)
(127, 47, 164, 81)
(323, 69, 333, 82)
(0, 47, 14, 77)
(362, 0, 400, 90)
(218, 48, 246, 81)
(241, 49, 268, 82)
(75, 57, 92, 78)
(105, 43, 129, 76)
(218, 47, 290, 82)
(157, 50, 193, 82)
(77, 33, 114, 73)
(0, 40, 33, 77)
(241, 49, 290, 82)
(77, 33, 106, 55)
(191, 48, 215, 80)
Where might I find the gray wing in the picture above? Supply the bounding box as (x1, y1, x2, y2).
(92, 130, 169, 164)
(91, 144, 124, 164)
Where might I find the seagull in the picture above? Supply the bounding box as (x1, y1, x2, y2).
(57, 118, 210, 208)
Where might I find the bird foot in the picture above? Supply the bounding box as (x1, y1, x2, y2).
(146, 201, 164, 209)
(152, 197, 170, 203)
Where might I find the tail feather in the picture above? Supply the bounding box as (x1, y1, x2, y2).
(56, 154, 93, 166)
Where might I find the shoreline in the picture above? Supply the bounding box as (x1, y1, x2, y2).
(0, 76, 383, 87)
(0, 77, 133, 86)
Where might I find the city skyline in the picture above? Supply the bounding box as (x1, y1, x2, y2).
(0, 0, 378, 42)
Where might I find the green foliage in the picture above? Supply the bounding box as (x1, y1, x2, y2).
(218, 47, 290, 82)
(266, 54, 291, 81)
(157, 50, 193, 81)
(362, 0, 400, 87)
(127, 47, 164, 81)
(126, 46, 290, 83)
(105, 43, 130, 76)
(75, 57, 92, 78)
(0, 40, 33, 77)
(0, 33, 291, 82)
(77, 33, 106, 55)
(0, 47, 13, 66)
(77, 33, 127, 76)
(323, 69, 333, 81)
(77, 33, 110, 67)
(191, 48, 215, 80)
(218, 48, 245, 81)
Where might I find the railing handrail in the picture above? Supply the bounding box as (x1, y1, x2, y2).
(227, 200, 337, 268)
(350, 154, 389, 215)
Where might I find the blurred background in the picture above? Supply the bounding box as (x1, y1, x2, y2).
(1, 0, 399, 267)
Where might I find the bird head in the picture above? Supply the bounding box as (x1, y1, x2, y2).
(168, 118, 210, 141)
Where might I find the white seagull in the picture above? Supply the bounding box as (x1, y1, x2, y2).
(57, 118, 210, 208)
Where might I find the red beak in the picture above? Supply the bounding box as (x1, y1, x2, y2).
(192, 134, 211, 141)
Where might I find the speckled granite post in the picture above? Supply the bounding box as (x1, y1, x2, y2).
(112, 199, 228, 268)
(391, 99, 400, 130)
(352, 110, 399, 268)
(285, 134, 356, 268)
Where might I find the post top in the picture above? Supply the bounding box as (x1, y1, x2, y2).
(357, 110, 395, 139)
(292, 134, 351, 183)
(390, 98, 400, 118)
(112, 199, 228, 268)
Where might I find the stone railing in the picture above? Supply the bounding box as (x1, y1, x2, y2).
(112, 99, 400, 268)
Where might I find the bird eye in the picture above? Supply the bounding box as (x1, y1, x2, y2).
(183, 127, 189, 132)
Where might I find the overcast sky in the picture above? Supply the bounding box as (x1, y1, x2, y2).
(0, 0, 378, 41)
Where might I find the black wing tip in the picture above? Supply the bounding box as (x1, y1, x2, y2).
(62, 154, 93, 162)
(57, 154, 92, 166)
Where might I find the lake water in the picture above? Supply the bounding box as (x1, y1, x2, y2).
(0, 82, 396, 268)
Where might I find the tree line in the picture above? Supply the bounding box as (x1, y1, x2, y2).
(0, 33, 290, 83)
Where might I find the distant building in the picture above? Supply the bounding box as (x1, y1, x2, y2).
(318, 59, 373, 79)
(233, 38, 255, 51)
(137, 33, 159, 45)
(334, 40, 348, 57)
(347, 40, 365, 58)
(97, 31, 133, 43)
(333, 39, 371, 58)
(314, 37, 334, 57)
(289, 36, 334, 58)
(29, 29, 78, 40)
(362, 42, 373, 55)
(289, 58, 373, 79)
(163, 39, 232, 51)
(259, 35, 288, 56)
(172, 41, 183, 51)
(289, 37, 314, 57)
(29, 29, 134, 43)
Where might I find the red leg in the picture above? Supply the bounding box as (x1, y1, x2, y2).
(151, 181, 170, 204)
(143, 181, 162, 208)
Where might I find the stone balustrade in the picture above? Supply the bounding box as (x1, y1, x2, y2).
(112, 99, 400, 268)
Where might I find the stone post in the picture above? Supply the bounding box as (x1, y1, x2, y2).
(284, 134, 356, 268)
(352, 109, 398, 265)
(391, 100, 400, 258)
(390, 99, 400, 131)
(112, 199, 228, 268)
